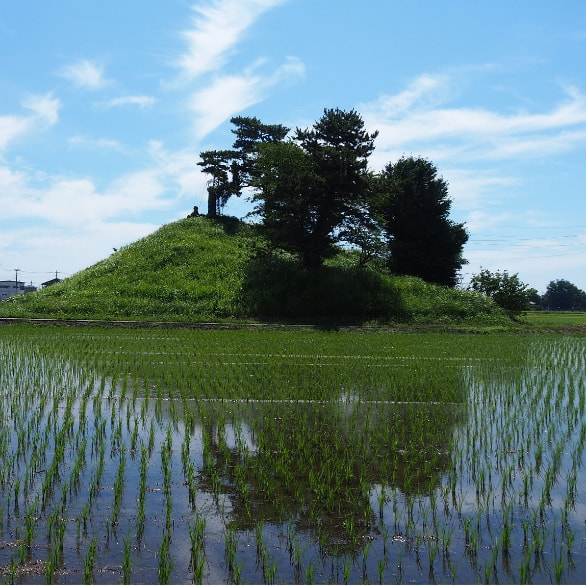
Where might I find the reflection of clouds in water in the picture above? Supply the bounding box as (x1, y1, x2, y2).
(224, 420, 257, 453)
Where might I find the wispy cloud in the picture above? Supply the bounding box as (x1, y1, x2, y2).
(463, 210, 516, 232)
(371, 74, 451, 117)
(0, 93, 61, 151)
(188, 73, 267, 138)
(170, 0, 301, 139)
(67, 135, 126, 152)
(0, 166, 27, 199)
(0, 114, 31, 152)
(23, 93, 61, 125)
(362, 75, 586, 164)
(188, 56, 304, 138)
(147, 141, 207, 200)
(176, 0, 287, 83)
(0, 166, 170, 228)
(362, 75, 586, 161)
(59, 59, 110, 90)
(443, 168, 520, 209)
(464, 240, 586, 286)
(104, 95, 157, 110)
(360, 72, 586, 291)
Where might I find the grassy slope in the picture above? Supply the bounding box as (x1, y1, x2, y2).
(0, 216, 510, 325)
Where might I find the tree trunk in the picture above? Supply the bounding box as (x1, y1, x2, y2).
(303, 248, 322, 270)
(207, 190, 217, 218)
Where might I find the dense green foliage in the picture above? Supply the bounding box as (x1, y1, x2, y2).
(541, 278, 586, 310)
(199, 110, 467, 284)
(0, 216, 508, 324)
(376, 157, 469, 286)
(469, 268, 534, 318)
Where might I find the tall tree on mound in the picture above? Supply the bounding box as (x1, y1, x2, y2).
(197, 149, 238, 217)
(230, 116, 289, 187)
(250, 108, 378, 269)
(376, 156, 468, 287)
(197, 117, 289, 218)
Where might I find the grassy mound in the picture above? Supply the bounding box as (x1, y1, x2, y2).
(0, 216, 509, 325)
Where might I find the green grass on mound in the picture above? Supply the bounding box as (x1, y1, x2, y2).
(0, 216, 510, 325)
(1, 217, 250, 321)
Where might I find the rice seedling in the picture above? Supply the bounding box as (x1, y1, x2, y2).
(188, 512, 207, 582)
(262, 555, 277, 585)
(83, 537, 98, 584)
(553, 552, 565, 583)
(158, 531, 173, 583)
(111, 448, 126, 525)
(224, 524, 238, 574)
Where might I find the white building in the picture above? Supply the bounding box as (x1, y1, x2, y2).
(0, 280, 26, 300)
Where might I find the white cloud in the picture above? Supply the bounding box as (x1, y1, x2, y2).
(104, 95, 157, 110)
(68, 135, 126, 152)
(267, 55, 305, 85)
(59, 59, 110, 90)
(188, 57, 304, 139)
(45, 171, 168, 226)
(442, 168, 520, 209)
(0, 165, 27, 197)
(107, 170, 168, 212)
(189, 73, 265, 138)
(0, 167, 170, 228)
(362, 75, 586, 161)
(463, 210, 515, 232)
(0, 140, 198, 279)
(0, 93, 61, 151)
(371, 74, 450, 117)
(147, 141, 208, 200)
(487, 128, 586, 158)
(176, 0, 287, 83)
(170, 0, 302, 140)
(22, 93, 61, 125)
(0, 114, 31, 151)
(360, 73, 586, 292)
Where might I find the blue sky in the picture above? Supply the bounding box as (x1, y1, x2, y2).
(1, 0, 585, 293)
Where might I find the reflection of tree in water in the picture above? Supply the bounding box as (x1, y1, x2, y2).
(196, 399, 463, 554)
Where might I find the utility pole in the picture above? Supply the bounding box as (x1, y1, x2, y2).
(14, 268, 20, 295)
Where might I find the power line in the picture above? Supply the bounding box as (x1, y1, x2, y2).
(0, 269, 69, 276)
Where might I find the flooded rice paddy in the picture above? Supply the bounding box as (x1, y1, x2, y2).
(0, 325, 584, 584)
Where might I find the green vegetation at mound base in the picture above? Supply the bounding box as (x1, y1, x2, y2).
(0, 216, 510, 326)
